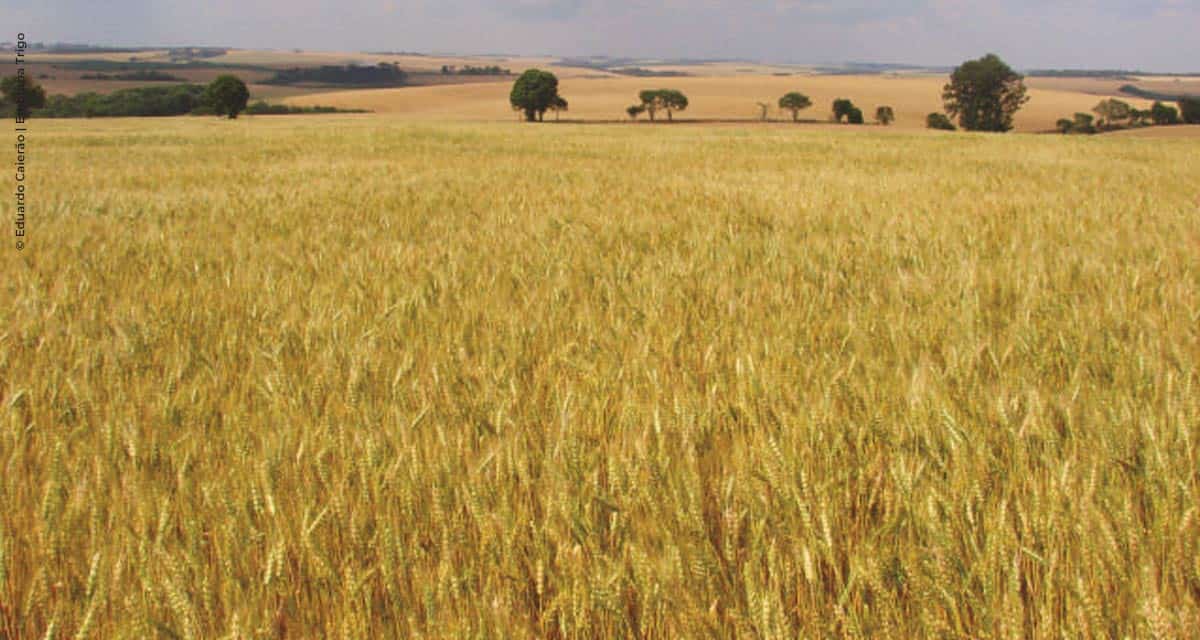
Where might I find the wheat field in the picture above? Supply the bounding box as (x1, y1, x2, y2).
(2, 117, 1199, 639)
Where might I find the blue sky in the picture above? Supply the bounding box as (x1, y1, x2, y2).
(3, 0, 1198, 71)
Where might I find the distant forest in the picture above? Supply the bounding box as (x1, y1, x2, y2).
(14, 84, 363, 118)
(1119, 84, 1200, 102)
(1029, 69, 1200, 78)
(80, 70, 186, 82)
(611, 68, 691, 78)
(440, 65, 512, 76)
(263, 63, 409, 87)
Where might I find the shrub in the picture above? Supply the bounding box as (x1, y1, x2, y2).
(926, 113, 956, 131)
(1070, 112, 1096, 134)
(875, 106, 895, 125)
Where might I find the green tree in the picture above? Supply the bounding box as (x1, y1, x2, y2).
(875, 105, 895, 125)
(1056, 118, 1074, 134)
(550, 95, 568, 121)
(626, 104, 646, 120)
(847, 107, 864, 124)
(778, 92, 812, 122)
(832, 98, 856, 123)
(1150, 101, 1180, 125)
(639, 89, 689, 122)
(0, 74, 48, 119)
(509, 69, 561, 122)
(942, 53, 1029, 132)
(1179, 97, 1200, 124)
(1093, 99, 1132, 128)
(205, 75, 250, 119)
(638, 90, 661, 121)
(1071, 112, 1096, 134)
(926, 112, 956, 131)
(662, 90, 689, 121)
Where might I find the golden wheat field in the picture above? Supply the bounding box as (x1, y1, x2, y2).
(285, 75, 1156, 132)
(2, 116, 1200, 639)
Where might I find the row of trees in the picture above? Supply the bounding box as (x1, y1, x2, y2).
(3, 74, 261, 119)
(516, 54, 1193, 134)
(514, 56, 1030, 130)
(628, 89, 689, 121)
(513, 72, 901, 126)
(1057, 97, 1200, 133)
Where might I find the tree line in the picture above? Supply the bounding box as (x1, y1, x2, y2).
(514, 54, 1198, 133)
(512, 55, 1030, 130)
(1056, 97, 1200, 134)
(263, 63, 408, 87)
(0, 74, 355, 119)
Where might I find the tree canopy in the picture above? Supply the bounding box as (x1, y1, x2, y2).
(638, 89, 689, 121)
(832, 98, 857, 123)
(875, 106, 895, 125)
(510, 69, 562, 122)
(942, 54, 1029, 132)
(205, 75, 250, 119)
(1093, 99, 1133, 126)
(778, 92, 812, 122)
(0, 74, 47, 119)
(1151, 101, 1180, 125)
(926, 113, 956, 131)
(1179, 97, 1200, 124)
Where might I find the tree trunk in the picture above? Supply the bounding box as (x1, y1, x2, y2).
(792, 111, 798, 122)
(667, 110, 673, 122)
(525, 108, 536, 122)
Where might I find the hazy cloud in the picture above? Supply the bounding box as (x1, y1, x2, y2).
(2, 0, 1197, 71)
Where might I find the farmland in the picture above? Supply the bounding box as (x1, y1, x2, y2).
(2, 116, 1199, 638)
(286, 74, 1168, 132)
